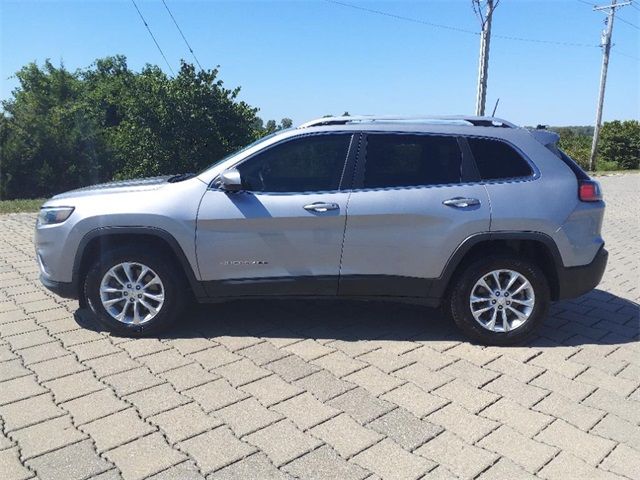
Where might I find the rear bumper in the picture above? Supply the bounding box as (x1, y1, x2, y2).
(556, 246, 608, 300)
(40, 275, 78, 299)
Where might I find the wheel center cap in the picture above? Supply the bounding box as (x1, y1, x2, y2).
(496, 296, 507, 307)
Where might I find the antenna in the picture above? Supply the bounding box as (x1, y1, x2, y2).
(491, 98, 500, 117)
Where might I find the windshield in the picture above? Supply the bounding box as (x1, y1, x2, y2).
(198, 130, 285, 175)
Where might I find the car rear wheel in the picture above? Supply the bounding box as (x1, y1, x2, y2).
(84, 247, 185, 336)
(449, 255, 550, 345)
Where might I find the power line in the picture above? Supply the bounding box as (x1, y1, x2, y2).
(491, 33, 597, 47)
(327, 0, 599, 48)
(616, 14, 640, 29)
(130, 0, 175, 75)
(324, 0, 478, 36)
(581, 0, 639, 29)
(581, 0, 640, 21)
(579, 2, 639, 55)
(161, 0, 204, 70)
(615, 50, 640, 60)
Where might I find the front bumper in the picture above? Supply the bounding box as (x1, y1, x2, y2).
(40, 274, 78, 299)
(556, 246, 608, 300)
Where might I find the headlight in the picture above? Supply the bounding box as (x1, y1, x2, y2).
(38, 207, 75, 226)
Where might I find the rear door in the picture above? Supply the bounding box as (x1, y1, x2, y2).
(339, 132, 491, 297)
(196, 133, 356, 296)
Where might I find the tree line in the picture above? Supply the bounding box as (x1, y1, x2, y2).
(552, 122, 639, 172)
(0, 56, 291, 199)
(1, 56, 638, 200)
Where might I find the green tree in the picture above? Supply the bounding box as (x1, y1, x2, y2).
(553, 127, 592, 170)
(0, 60, 106, 199)
(263, 118, 292, 134)
(0, 57, 270, 199)
(264, 119, 278, 134)
(100, 60, 262, 178)
(599, 120, 640, 170)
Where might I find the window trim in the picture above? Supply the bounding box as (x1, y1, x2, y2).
(461, 134, 540, 184)
(351, 131, 477, 191)
(212, 132, 357, 195)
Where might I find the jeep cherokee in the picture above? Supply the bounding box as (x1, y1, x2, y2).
(35, 115, 608, 345)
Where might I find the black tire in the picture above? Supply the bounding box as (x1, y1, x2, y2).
(448, 255, 550, 346)
(83, 246, 186, 336)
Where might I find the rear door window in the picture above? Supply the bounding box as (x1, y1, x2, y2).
(467, 137, 533, 180)
(363, 134, 463, 188)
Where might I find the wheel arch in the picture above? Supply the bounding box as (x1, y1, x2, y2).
(73, 227, 206, 303)
(433, 232, 563, 301)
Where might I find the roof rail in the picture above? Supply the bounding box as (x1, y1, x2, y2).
(298, 115, 518, 129)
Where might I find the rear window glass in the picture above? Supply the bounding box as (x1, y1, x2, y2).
(467, 137, 533, 180)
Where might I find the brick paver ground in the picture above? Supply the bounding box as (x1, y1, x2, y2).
(1, 174, 638, 480)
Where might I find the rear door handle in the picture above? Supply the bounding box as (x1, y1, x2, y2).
(442, 197, 480, 208)
(303, 202, 339, 213)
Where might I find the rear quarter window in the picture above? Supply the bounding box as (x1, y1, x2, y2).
(467, 137, 533, 180)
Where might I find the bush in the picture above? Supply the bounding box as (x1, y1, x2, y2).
(599, 120, 640, 170)
(554, 127, 592, 170)
(0, 57, 291, 200)
(596, 160, 619, 172)
(552, 122, 639, 171)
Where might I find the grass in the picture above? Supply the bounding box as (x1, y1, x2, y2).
(0, 198, 46, 214)
(592, 169, 639, 176)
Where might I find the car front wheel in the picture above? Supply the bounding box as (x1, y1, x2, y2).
(84, 247, 185, 336)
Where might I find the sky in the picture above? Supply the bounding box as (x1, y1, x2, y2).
(1, 0, 638, 126)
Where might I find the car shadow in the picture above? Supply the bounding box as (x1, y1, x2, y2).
(74, 288, 639, 348)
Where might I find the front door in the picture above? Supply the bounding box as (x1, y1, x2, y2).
(196, 133, 356, 296)
(339, 132, 491, 298)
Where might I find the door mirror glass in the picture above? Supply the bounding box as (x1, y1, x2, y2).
(218, 168, 243, 191)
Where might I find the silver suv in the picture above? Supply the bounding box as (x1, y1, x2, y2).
(35, 115, 608, 345)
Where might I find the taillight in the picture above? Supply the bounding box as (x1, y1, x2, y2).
(579, 180, 602, 202)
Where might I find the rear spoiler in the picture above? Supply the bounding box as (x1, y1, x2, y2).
(529, 128, 560, 148)
(529, 129, 561, 155)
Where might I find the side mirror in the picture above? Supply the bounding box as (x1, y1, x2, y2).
(218, 168, 243, 191)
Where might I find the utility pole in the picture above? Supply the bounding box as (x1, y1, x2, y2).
(588, 0, 630, 171)
(473, 0, 499, 116)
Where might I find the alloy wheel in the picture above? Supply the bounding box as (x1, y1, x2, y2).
(99, 262, 165, 325)
(469, 269, 535, 332)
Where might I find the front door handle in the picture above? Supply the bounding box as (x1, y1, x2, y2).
(304, 202, 339, 213)
(442, 197, 480, 208)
